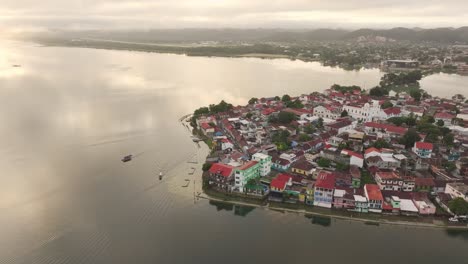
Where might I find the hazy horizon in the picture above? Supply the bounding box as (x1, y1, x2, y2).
(1, 0, 468, 32)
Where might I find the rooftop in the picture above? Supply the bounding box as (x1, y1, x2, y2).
(365, 184, 384, 201)
(237, 160, 259, 171)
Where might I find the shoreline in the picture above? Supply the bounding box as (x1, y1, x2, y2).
(196, 192, 468, 230)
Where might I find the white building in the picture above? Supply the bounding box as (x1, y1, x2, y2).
(252, 153, 272, 177)
(313, 105, 341, 119)
(342, 100, 381, 122)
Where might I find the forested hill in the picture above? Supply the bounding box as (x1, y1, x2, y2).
(30, 27, 468, 43)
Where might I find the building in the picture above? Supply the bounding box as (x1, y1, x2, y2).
(200, 122, 215, 136)
(353, 195, 369, 213)
(252, 153, 272, 177)
(412, 193, 436, 215)
(270, 173, 293, 192)
(341, 149, 364, 168)
(234, 161, 260, 192)
(415, 178, 435, 192)
(291, 159, 315, 176)
(313, 172, 336, 208)
(333, 189, 356, 209)
(412, 142, 433, 158)
(325, 120, 354, 134)
(375, 171, 403, 191)
(208, 163, 235, 191)
(364, 122, 407, 138)
(271, 157, 291, 172)
(381, 60, 420, 71)
(313, 105, 341, 119)
(434, 112, 455, 126)
(342, 100, 381, 122)
(445, 182, 468, 202)
(364, 184, 383, 213)
(349, 165, 361, 188)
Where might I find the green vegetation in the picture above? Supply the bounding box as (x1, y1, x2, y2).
(269, 111, 296, 124)
(317, 117, 324, 128)
(380, 71, 422, 87)
(387, 114, 417, 127)
(442, 161, 456, 172)
(272, 130, 291, 151)
(335, 162, 349, 171)
(360, 169, 376, 187)
(248, 97, 258, 104)
(400, 129, 421, 148)
(381, 101, 393, 109)
(298, 133, 311, 142)
(303, 124, 316, 134)
(281, 94, 291, 102)
(202, 163, 212, 172)
(369, 86, 389, 97)
(286, 99, 304, 109)
(448, 198, 468, 216)
(317, 158, 331, 168)
(246, 112, 253, 119)
(341, 110, 348, 117)
(191, 100, 233, 126)
(331, 84, 361, 94)
(373, 139, 391, 149)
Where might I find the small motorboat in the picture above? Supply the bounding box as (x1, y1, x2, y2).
(121, 155, 133, 162)
(159, 171, 163, 180)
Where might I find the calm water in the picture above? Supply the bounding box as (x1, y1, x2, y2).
(1, 41, 467, 264)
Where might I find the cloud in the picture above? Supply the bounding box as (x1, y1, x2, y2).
(1, 0, 467, 30)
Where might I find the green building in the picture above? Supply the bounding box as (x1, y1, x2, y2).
(234, 161, 260, 192)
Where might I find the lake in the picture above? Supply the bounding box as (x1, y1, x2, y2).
(0, 41, 467, 264)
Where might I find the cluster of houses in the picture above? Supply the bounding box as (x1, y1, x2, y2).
(199, 87, 468, 217)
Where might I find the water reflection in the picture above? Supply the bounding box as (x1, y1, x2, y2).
(208, 200, 255, 217)
(446, 229, 468, 241)
(305, 214, 332, 227)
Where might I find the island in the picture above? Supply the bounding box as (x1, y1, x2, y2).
(189, 71, 468, 228)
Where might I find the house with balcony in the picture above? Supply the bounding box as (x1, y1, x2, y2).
(313, 172, 336, 208)
(291, 159, 315, 176)
(375, 171, 403, 191)
(364, 184, 383, 213)
(445, 182, 468, 202)
(208, 163, 235, 191)
(412, 142, 433, 158)
(352, 195, 369, 213)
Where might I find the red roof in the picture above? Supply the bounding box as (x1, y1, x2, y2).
(434, 112, 455, 119)
(200, 123, 212, 130)
(237, 160, 258, 171)
(270, 173, 292, 190)
(365, 184, 383, 201)
(383, 107, 401, 116)
(415, 141, 433, 150)
(315, 171, 336, 189)
(364, 122, 407, 135)
(365, 147, 381, 155)
(342, 149, 363, 159)
(208, 163, 234, 177)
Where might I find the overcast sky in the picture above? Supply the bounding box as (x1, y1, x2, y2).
(1, 0, 468, 31)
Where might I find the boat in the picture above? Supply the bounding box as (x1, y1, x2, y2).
(121, 155, 133, 162)
(159, 171, 163, 180)
(12, 64, 21, 67)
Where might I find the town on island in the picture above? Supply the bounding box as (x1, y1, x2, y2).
(190, 71, 468, 226)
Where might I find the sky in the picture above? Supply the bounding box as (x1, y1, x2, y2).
(1, 0, 468, 31)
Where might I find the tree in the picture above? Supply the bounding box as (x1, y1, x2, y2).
(298, 133, 311, 142)
(281, 94, 291, 102)
(248, 97, 258, 105)
(410, 89, 422, 101)
(317, 158, 331, 168)
(304, 124, 316, 134)
(286, 99, 304, 109)
(202, 163, 212, 172)
(277, 111, 296, 124)
(274, 96, 281, 101)
(448, 198, 468, 216)
(442, 161, 456, 172)
(437, 119, 445, 127)
(336, 162, 349, 171)
(400, 129, 421, 148)
(246, 112, 253, 119)
(373, 139, 391, 149)
(381, 101, 393, 109)
(443, 133, 455, 146)
(317, 117, 324, 128)
(369, 86, 388, 97)
(420, 115, 435, 124)
(341, 110, 348, 117)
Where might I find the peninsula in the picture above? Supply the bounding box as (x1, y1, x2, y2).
(191, 71, 468, 227)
